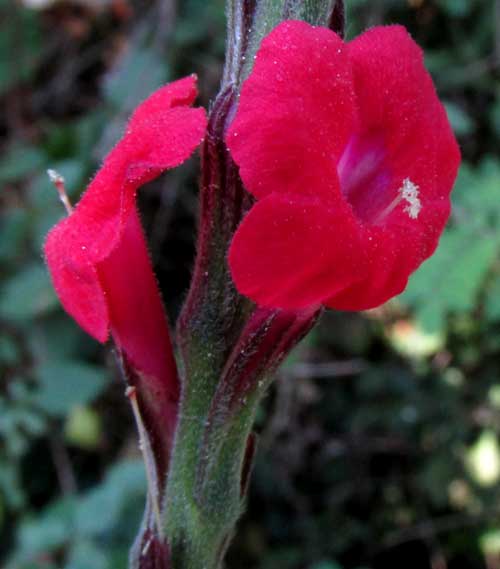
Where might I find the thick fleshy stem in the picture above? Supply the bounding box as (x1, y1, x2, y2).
(163, 2, 337, 568)
(166, 18, 256, 565)
(224, 0, 257, 88)
(165, 4, 257, 563)
(176, 85, 254, 361)
(164, 306, 320, 569)
(163, 45, 253, 569)
(193, 306, 322, 505)
(243, 0, 344, 77)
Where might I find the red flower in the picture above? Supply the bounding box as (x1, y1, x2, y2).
(226, 21, 460, 311)
(44, 76, 207, 414)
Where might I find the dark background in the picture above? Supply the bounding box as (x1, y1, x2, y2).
(1, 1, 500, 568)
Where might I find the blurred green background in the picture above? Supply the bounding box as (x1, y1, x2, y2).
(1, 0, 500, 567)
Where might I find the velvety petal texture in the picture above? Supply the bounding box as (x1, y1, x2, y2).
(227, 21, 460, 311)
(227, 20, 356, 203)
(45, 76, 207, 390)
(229, 194, 367, 309)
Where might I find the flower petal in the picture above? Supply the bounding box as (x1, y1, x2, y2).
(229, 193, 366, 309)
(44, 76, 207, 342)
(227, 20, 356, 203)
(227, 23, 460, 313)
(326, 26, 460, 309)
(346, 25, 460, 225)
(45, 226, 107, 339)
(97, 208, 178, 400)
(127, 74, 201, 131)
(325, 223, 422, 311)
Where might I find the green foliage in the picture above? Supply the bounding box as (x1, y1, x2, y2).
(312, 562, 343, 569)
(34, 361, 109, 417)
(75, 460, 146, 537)
(437, 0, 472, 17)
(7, 461, 145, 569)
(443, 101, 475, 137)
(0, 144, 45, 184)
(0, 5, 42, 97)
(0, 3, 183, 566)
(0, 263, 59, 321)
(104, 48, 168, 112)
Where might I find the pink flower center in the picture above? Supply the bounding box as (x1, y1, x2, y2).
(337, 132, 393, 224)
(337, 132, 422, 225)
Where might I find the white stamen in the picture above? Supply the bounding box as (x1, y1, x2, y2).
(399, 178, 421, 219)
(373, 177, 422, 225)
(47, 168, 73, 215)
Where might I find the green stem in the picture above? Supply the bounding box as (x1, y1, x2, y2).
(161, 3, 339, 567)
(163, 351, 259, 569)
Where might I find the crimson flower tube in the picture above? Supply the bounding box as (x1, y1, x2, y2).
(227, 21, 460, 311)
(44, 76, 207, 444)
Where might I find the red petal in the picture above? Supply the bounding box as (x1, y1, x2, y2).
(45, 76, 207, 343)
(226, 20, 356, 203)
(228, 23, 460, 312)
(98, 208, 179, 403)
(346, 25, 460, 223)
(127, 74, 200, 130)
(325, 224, 421, 311)
(229, 193, 366, 309)
(45, 225, 108, 340)
(325, 26, 460, 309)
